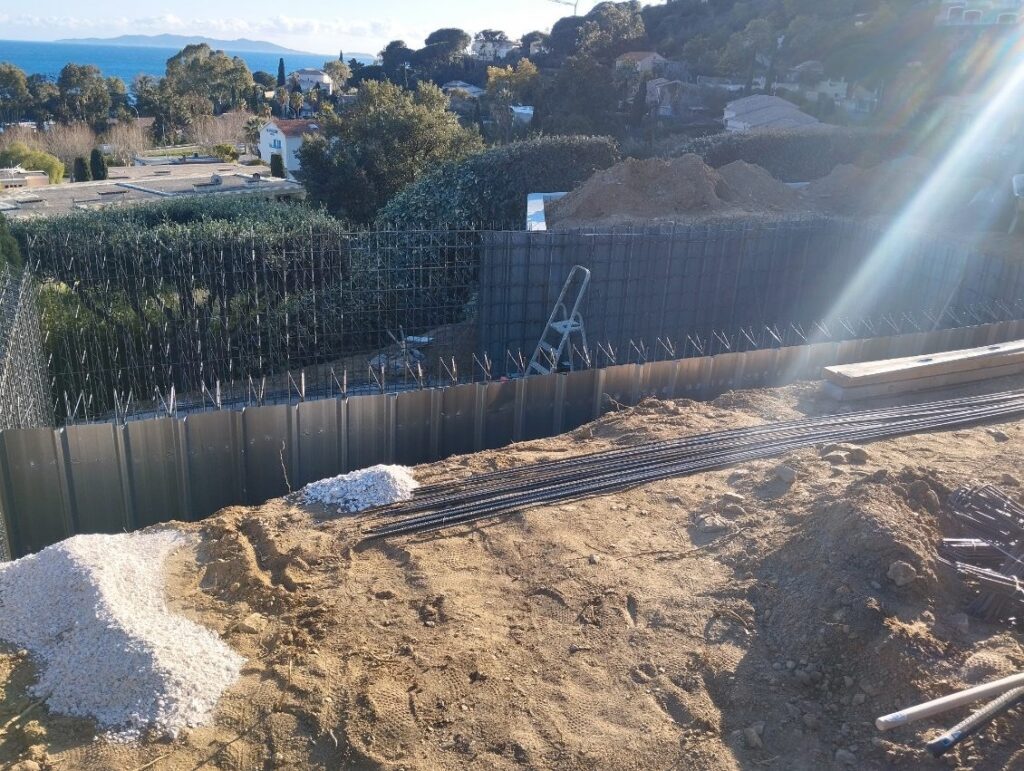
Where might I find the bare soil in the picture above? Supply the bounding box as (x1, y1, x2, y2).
(3, 377, 1024, 770)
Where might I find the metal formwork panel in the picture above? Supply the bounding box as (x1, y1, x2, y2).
(601, 364, 640, 410)
(800, 342, 841, 381)
(62, 423, 128, 536)
(124, 418, 187, 527)
(346, 394, 389, 471)
(295, 399, 342, 488)
(440, 383, 478, 458)
(482, 379, 517, 450)
(562, 369, 598, 432)
(674, 357, 706, 399)
(0, 429, 70, 557)
(706, 353, 742, 397)
(888, 331, 930, 359)
(243, 405, 294, 505)
(522, 374, 557, 441)
(395, 389, 433, 465)
(185, 410, 243, 521)
(739, 349, 778, 390)
(643, 360, 678, 400)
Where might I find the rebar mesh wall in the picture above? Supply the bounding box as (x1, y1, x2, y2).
(477, 219, 1016, 367)
(23, 228, 480, 423)
(0, 269, 50, 431)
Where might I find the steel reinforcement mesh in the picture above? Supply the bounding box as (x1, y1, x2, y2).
(14, 216, 1024, 425)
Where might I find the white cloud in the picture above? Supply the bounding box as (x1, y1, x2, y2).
(1, 12, 428, 51)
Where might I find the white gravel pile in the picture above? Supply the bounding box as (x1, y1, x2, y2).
(0, 530, 244, 738)
(301, 464, 419, 513)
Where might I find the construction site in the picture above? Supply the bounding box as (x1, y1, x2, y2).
(5, 129, 1024, 771)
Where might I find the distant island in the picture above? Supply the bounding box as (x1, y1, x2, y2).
(56, 34, 320, 56)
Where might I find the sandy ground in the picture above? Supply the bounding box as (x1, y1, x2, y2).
(3, 377, 1024, 770)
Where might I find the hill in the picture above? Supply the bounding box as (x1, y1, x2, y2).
(56, 34, 320, 56)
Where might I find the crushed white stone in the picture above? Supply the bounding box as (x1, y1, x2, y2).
(0, 530, 244, 738)
(301, 464, 419, 513)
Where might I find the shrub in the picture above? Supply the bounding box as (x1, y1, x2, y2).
(657, 127, 908, 182)
(270, 153, 285, 178)
(0, 214, 20, 269)
(0, 142, 64, 183)
(89, 148, 108, 180)
(378, 135, 620, 228)
(212, 143, 240, 162)
(72, 156, 91, 182)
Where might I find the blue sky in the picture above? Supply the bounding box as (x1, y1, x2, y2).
(0, 1, 656, 55)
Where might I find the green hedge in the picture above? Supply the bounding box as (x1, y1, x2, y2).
(377, 135, 620, 229)
(660, 128, 907, 182)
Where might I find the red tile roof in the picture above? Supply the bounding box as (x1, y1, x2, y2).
(268, 119, 320, 138)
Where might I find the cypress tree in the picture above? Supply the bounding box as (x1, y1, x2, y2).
(339, 49, 345, 62)
(277, 58, 286, 87)
(270, 153, 285, 178)
(72, 156, 91, 182)
(89, 148, 108, 181)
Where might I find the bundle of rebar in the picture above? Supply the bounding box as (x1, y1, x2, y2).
(359, 388, 1024, 541)
(942, 484, 1024, 623)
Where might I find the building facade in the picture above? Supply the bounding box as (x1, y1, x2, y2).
(259, 120, 320, 179)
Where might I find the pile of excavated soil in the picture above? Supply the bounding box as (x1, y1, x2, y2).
(718, 160, 804, 212)
(801, 155, 994, 218)
(547, 154, 736, 228)
(4, 376, 1024, 769)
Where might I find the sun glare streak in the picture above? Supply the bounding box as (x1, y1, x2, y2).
(812, 42, 1024, 339)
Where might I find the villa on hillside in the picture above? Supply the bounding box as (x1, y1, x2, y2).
(615, 51, 669, 74)
(290, 68, 335, 96)
(259, 119, 320, 179)
(471, 36, 520, 61)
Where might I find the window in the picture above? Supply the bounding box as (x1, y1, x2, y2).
(963, 9, 982, 23)
(947, 5, 965, 22)
(998, 13, 1018, 24)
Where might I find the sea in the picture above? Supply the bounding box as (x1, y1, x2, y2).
(0, 39, 351, 85)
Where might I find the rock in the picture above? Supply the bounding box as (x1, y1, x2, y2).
(846, 447, 870, 464)
(887, 560, 917, 587)
(1001, 473, 1020, 487)
(776, 465, 798, 484)
(723, 492, 746, 504)
(852, 693, 866, 706)
(835, 748, 857, 766)
(823, 452, 848, 465)
(950, 613, 970, 635)
(722, 503, 747, 519)
(588, 554, 602, 565)
(235, 613, 268, 634)
(698, 515, 730, 533)
(802, 713, 819, 729)
(989, 429, 1010, 443)
(743, 726, 764, 748)
(10, 762, 42, 771)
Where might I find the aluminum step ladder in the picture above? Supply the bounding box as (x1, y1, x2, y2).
(526, 265, 590, 375)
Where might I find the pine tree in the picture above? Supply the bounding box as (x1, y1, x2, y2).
(277, 58, 286, 87)
(89, 148, 108, 181)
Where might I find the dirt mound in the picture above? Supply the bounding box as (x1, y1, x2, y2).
(801, 155, 994, 217)
(547, 154, 734, 228)
(718, 160, 804, 212)
(4, 379, 1024, 769)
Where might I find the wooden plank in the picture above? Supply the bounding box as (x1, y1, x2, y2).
(823, 339, 1024, 387)
(824, 360, 1024, 402)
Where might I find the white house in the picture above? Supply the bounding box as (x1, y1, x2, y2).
(441, 80, 486, 99)
(290, 68, 335, 96)
(723, 95, 819, 132)
(471, 36, 520, 61)
(259, 119, 320, 179)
